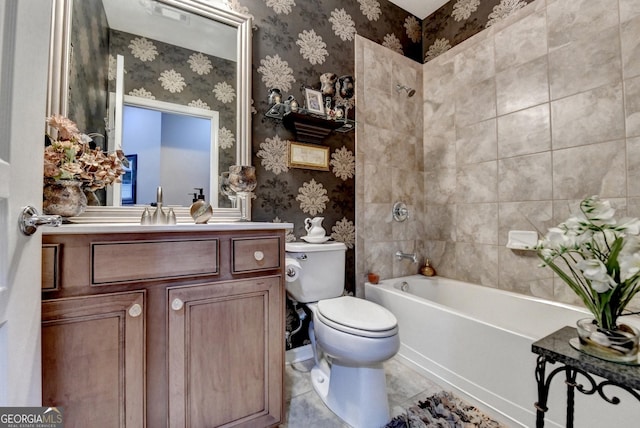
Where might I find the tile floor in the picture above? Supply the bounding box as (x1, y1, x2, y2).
(279, 356, 446, 427)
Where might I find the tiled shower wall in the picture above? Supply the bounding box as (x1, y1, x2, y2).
(422, 0, 640, 309)
(355, 35, 424, 297)
(356, 0, 640, 311)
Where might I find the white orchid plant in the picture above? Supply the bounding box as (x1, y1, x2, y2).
(536, 196, 640, 330)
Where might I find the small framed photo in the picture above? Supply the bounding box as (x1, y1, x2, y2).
(304, 88, 325, 115)
(288, 141, 330, 171)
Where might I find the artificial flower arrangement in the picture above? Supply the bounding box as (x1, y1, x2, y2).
(536, 196, 640, 331)
(44, 115, 127, 191)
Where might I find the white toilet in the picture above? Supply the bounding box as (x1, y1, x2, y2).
(285, 242, 400, 428)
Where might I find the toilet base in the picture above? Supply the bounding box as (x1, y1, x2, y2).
(311, 358, 391, 428)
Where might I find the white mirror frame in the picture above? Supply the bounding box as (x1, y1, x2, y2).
(46, 0, 252, 223)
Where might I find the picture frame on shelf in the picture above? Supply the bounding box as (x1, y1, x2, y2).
(304, 88, 325, 115)
(288, 141, 330, 171)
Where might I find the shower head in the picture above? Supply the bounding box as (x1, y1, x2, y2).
(396, 84, 416, 97)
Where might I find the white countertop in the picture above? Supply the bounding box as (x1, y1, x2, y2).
(43, 221, 294, 235)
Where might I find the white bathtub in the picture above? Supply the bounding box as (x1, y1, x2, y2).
(365, 275, 640, 428)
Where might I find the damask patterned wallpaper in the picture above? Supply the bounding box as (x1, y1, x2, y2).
(225, 0, 422, 302)
(422, 0, 536, 62)
(68, 0, 109, 137)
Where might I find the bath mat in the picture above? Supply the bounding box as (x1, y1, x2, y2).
(385, 391, 506, 428)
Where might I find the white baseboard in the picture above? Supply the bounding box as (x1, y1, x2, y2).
(285, 344, 313, 365)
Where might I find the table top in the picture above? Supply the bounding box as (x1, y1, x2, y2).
(532, 326, 640, 390)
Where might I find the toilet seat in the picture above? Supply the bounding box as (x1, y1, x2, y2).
(315, 296, 398, 338)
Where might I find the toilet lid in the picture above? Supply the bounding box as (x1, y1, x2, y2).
(316, 296, 398, 337)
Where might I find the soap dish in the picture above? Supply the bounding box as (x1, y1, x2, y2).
(506, 230, 538, 250)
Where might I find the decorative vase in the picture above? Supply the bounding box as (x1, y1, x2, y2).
(43, 179, 87, 217)
(83, 188, 101, 206)
(574, 318, 640, 364)
(228, 166, 257, 221)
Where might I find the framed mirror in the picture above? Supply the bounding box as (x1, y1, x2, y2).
(47, 0, 252, 222)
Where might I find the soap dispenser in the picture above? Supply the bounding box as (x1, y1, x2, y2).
(420, 259, 436, 277)
(190, 188, 212, 224)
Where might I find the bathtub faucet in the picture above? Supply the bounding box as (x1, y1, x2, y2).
(395, 251, 418, 264)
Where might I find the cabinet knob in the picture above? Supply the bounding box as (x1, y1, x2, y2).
(254, 250, 264, 261)
(171, 298, 184, 311)
(128, 303, 143, 318)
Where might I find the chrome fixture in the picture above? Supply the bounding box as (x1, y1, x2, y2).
(19, 206, 62, 236)
(395, 251, 418, 264)
(392, 201, 409, 222)
(395, 84, 416, 97)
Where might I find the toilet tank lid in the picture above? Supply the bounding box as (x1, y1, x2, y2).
(286, 242, 347, 252)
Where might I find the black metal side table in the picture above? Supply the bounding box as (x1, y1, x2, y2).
(531, 326, 640, 428)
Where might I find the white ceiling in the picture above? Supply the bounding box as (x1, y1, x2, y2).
(388, 0, 449, 19)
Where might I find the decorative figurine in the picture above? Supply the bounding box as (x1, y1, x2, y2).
(337, 75, 355, 99)
(268, 88, 282, 105)
(320, 73, 338, 96)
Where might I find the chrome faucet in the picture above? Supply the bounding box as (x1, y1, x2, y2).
(152, 186, 167, 224)
(395, 251, 418, 264)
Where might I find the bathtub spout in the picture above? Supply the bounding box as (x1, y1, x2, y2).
(395, 251, 418, 263)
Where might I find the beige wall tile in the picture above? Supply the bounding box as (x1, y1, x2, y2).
(496, 55, 549, 115)
(424, 63, 455, 122)
(498, 152, 552, 202)
(424, 204, 456, 241)
(362, 86, 394, 130)
(497, 201, 553, 246)
(625, 75, 640, 137)
(392, 167, 422, 208)
(455, 78, 496, 126)
(456, 203, 498, 245)
(423, 240, 457, 278)
(456, 119, 497, 165)
(362, 203, 393, 241)
(546, 0, 619, 51)
(456, 161, 498, 203)
(621, 14, 640, 79)
(620, 0, 640, 23)
(359, 124, 393, 165)
(364, 162, 391, 203)
(454, 38, 495, 86)
(552, 140, 627, 199)
(424, 168, 456, 205)
(550, 82, 625, 149)
(498, 248, 554, 297)
(363, 44, 392, 93)
(627, 137, 640, 197)
(494, 10, 547, 72)
(498, 104, 550, 158)
(548, 25, 621, 100)
(424, 124, 456, 171)
(455, 242, 499, 287)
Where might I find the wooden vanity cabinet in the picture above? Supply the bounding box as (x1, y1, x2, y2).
(42, 229, 286, 428)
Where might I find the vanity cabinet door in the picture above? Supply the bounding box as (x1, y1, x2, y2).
(168, 276, 284, 428)
(42, 292, 145, 428)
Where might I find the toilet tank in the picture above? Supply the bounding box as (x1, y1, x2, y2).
(285, 242, 347, 303)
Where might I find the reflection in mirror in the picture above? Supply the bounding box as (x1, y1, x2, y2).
(47, 0, 252, 222)
(112, 96, 219, 207)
